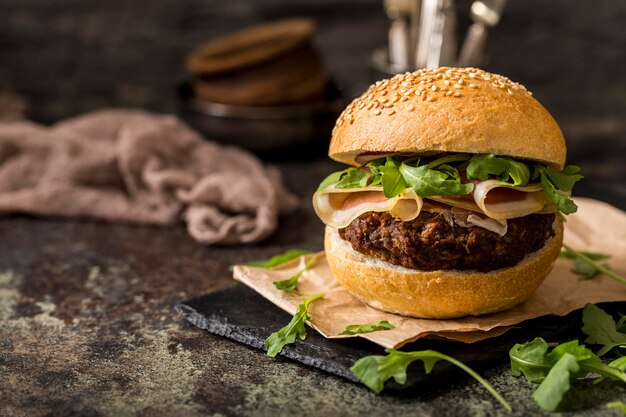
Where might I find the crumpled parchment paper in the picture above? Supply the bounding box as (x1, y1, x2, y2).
(233, 198, 626, 348)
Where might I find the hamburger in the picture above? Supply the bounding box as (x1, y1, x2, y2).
(313, 67, 582, 319)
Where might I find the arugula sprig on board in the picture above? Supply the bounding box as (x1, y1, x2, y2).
(264, 293, 324, 358)
(582, 303, 626, 356)
(339, 320, 395, 335)
(510, 304, 626, 412)
(510, 337, 626, 411)
(351, 349, 511, 411)
(317, 153, 582, 214)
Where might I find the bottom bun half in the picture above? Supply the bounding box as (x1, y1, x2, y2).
(324, 217, 564, 319)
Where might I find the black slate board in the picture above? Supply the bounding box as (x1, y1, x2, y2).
(176, 284, 623, 392)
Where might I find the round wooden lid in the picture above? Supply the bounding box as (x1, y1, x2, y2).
(187, 18, 316, 76)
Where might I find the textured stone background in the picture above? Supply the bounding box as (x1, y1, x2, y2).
(1, 1, 626, 416)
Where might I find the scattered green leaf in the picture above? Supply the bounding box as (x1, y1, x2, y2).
(582, 303, 626, 356)
(273, 254, 319, 292)
(532, 353, 580, 411)
(339, 320, 395, 335)
(351, 349, 511, 411)
(561, 244, 626, 286)
(264, 293, 324, 358)
(608, 401, 626, 413)
(233, 249, 314, 270)
(510, 337, 626, 411)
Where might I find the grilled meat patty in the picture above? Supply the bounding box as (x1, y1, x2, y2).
(338, 211, 556, 272)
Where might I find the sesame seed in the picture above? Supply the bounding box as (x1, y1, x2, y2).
(469, 83, 477, 88)
(387, 110, 395, 115)
(453, 92, 461, 97)
(446, 90, 453, 96)
(380, 98, 388, 103)
(373, 109, 381, 115)
(469, 73, 476, 78)
(358, 102, 365, 109)
(401, 96, 409, 101)
(444, 80, 450, 86)
(408, 104, 415, 111)
(366, 102, 374, 110)
(454, 84, 461, 88)
(431, 85, 438, 91)
(507, 89, 513, 95)
(428, 96, 435, 102)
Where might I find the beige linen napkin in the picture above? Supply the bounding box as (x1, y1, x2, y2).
(234, 198, 626, 348)
(0, 109, 297, 244)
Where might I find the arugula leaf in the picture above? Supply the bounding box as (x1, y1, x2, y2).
(426, 154, 470, 168)
(336, 168, 373, 189)
(560, 247, 611, 280)
(534, 166, 582, 214)
(510, 337, 553, 383)
(437, 164, 461, 182)
(317, 170, 346, 191)
(380, 163, 408, 198)
(608, 401, 626, 413)
(510, 337, 626, 411)
(582, 303, 626, 356)
(317, 167, 373, 191)
(466, 154, 510, 181)
(544, 165, 583, 192)
(609, 356, 626, 371)
(351, 349, 511, 411)
(339, 320, 395, 335)
(264, 293, 324, 357)
(236, 249, 314, 269)
(399, 164, 474, 197)
(506, 159, 531, 186)
(532, 353, 580, 411)
(560, 244, 626, 286)
(273, 254, 319, 292)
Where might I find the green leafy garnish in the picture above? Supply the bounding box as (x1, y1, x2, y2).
(560, 244, 626, 286)
(316, 153, 582, 215)
(560, 247, 611, 280)
(339, 320, 395, 335)
(400, 163, 474, 197)
(510, 337, 626, 411)
(273, 254, 319, 292)
(351, 349, 511, 411)
(380, 161, 408, 198)
(608, 401, 626, 413)
(237, 249, 314, 269)
(264, 293, 324, 358)
(582, 303, 626, 356)
(533, 165, 583, 214)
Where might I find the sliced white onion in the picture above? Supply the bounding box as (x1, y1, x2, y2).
(466, 214, 508, 236)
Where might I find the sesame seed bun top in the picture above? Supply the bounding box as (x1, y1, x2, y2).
(329, 67, 567, 170)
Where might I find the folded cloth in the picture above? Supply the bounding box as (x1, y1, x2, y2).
(0, 109, 298, 244)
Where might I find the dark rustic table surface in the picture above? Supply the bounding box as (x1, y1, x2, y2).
(2, 1, 626, 416)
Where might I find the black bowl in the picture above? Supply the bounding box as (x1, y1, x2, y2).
(177, 80, 345, 160)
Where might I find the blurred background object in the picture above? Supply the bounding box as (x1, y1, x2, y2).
(457, 0, 507, 67)
(1, 0, 623, 126)
(178, 18, 342, 156)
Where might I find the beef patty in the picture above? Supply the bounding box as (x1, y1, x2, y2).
(338, 211, 556, 272)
